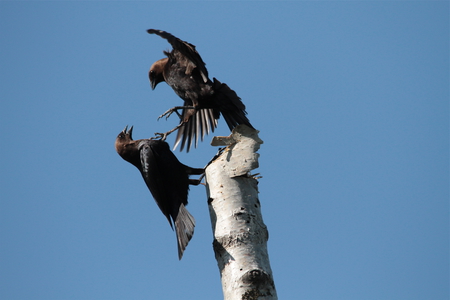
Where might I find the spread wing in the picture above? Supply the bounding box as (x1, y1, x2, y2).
(147, 29, 209, 83)
(211, 78, 253, 131)
(173, 106, 218, 152)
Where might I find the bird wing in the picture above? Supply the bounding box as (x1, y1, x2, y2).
(139, 140, 174, 227)
(211, 78, 254, 131)
(147, 29, 209, 83)
(139, 140, 191, 221)
(140, 139, 195, 259)
(173, 106, 218, 152)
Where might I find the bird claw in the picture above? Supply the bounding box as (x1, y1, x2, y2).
(157, 109, 174, 121)
(157, 107, 183, 121)
(152, 132, 168, 141)
(151, 121, 185, 142)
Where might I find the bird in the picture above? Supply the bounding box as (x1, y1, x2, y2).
(115, 125, 204, 259)
(147, 29, 254, 152)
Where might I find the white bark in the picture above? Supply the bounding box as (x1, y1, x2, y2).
(205, 125, 277, 300)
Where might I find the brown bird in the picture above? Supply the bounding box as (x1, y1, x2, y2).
(147, 29, 254, 152)
(115, 126, 204, 259)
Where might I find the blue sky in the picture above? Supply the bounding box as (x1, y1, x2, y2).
(1, 2, 448, 299)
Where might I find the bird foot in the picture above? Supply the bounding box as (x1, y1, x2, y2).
(157, 106, 188, 121)
(152, 132, 169, 141)
(157, 109, 177, 121)
(157, 106, 196, 121)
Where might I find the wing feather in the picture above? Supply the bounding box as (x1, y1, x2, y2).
(147, 29, 208, 83)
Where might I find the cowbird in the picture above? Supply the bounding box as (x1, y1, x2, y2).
(147, 29, 253, 152)
(115, 125, 204, 259)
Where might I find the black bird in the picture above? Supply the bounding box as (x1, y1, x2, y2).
(147, 29, 253, 152)
(115, 126, 204, 259)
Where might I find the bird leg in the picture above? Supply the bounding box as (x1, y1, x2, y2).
(153, 105, 197, 141)
(152, 121, 185, 141)
(189, 178, 203, 186)
(157, 106, 195, 121)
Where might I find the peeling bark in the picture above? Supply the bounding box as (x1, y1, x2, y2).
(205, 125, 277, 300)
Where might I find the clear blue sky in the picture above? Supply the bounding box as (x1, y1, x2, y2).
(1, 2, 448, 299)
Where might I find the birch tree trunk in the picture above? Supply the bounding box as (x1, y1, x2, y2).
(205, 125, 277, 300)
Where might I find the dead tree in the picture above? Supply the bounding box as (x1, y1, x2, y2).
(205, 125, 277, 300)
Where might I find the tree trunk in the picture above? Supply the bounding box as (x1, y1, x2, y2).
(205, 125, 277, 300)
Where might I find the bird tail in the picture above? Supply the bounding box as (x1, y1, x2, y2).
(212, 78, 254, 131)
(175, 203, 196, 259)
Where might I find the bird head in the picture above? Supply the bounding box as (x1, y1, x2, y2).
(115, 125, 134, 155)
(119, 125, 133, 140)
(149, 58, 167, 90)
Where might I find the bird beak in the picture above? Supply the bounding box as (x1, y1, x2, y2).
(127, 126, 133, 138)
(121, 125, 133, 138)
(150, 78, 156, 90)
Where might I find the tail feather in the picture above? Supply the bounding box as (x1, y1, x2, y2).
(174, 203, 195, 260)
(173, 108, 217, 152)
(172, 78, 252, 152)
(212, 78, 254, 131)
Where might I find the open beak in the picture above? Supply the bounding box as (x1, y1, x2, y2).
(122, 125, 133, 138)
